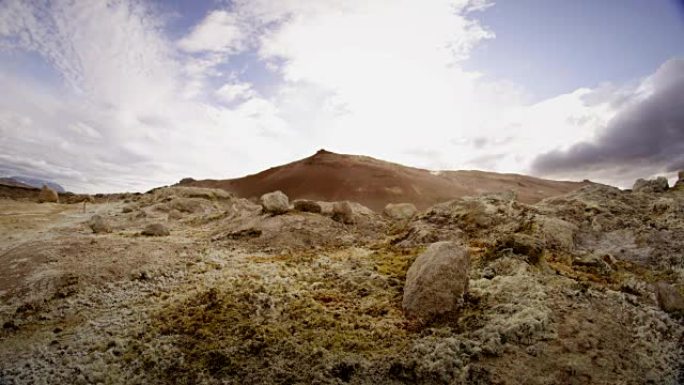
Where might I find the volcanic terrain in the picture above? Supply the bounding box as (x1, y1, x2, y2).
(0, 158, 683, 385)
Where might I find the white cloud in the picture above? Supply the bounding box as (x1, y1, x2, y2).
(216, 81, 257, 103)
(0, 0, 671, 192)
(0, 0, 298, 193)
(178, 10, 247, 53)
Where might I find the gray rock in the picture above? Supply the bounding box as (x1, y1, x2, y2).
(384, 203, 418, 220)
(534, 216, 577, 250)
(674, 171, 684, 190)
(169, 198, 204, 213)
(142, 223, 170, 237)
(501, 233, 545, 264)
(402, 241, 470, 320)
(332, 201, 354, 224)
(293, 199, 322, 213)
(632, 177, 669, 193)
(572, 254, 613, 276)
(38, 185, 59, 203)
(654, 282, 684, 314)
(167, 209, 183, 220)
(88, 215, 112, 234)
(260, 191, 289, 215)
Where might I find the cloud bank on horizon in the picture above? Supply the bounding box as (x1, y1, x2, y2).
(0, 0, 682, 192)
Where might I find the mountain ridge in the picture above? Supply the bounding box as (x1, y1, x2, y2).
(179, 149, 592, 210)
(0, 176, 65, 192)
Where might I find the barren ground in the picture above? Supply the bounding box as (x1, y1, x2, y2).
(0, 185, 682, 384)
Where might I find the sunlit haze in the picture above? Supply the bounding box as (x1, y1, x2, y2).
(1, 0, 683, 192)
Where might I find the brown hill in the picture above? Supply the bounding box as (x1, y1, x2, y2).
(179, 149, 592, 211)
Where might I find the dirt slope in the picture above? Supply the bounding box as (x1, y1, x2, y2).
(180, 150, 591, 211)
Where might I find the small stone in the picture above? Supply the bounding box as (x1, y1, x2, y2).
(572, 254, 613, 276)
(38, 185, 59, 203)
(260, 191, 289, 214)
(654, 282, 684, 314)
(383, 203, 418, 220)
(293, 199, 322, 213)
(620, 278, 645, 296)
(168, 209, 183, 220)
(88, 215, 112, 234)
(3, 320, 18, 331)
(674, 171, 684, 190)
(501, 233, 544, 264)
(141, 223, 170, 237)
(332, 201, 354, 224)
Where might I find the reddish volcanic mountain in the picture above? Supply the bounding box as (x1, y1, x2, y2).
(179, 149, 592, 211)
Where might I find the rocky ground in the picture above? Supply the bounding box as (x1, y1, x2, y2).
(0, 182, 683, 384)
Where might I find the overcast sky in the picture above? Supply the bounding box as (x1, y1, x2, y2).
(0, 0, 683, 193)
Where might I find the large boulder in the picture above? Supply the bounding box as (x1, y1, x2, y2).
(142, 223, 170, 237)
(260, 191, 289, 215)
(402, 242, 470, 320)
(632, 177, 669, 193)
(88, 215, 112, 234)
(293, 199, 322, 214)
(654, 282, 684, 314)
(384, 203, 417, 220)
(38, 185, 59, 203)
(332, 201, 354, 224)
(533, 215, 577, 250)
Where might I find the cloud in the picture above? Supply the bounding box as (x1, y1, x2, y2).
(0, 0, 299, 193)
(0, 0, 677, 193)
(216, 81, 257, 103)
(178, 10, 247, 53)
(531, 59, 684, 186)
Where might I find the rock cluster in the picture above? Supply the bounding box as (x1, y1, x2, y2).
(632, 176, 669, 193)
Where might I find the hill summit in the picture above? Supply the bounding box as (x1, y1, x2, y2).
(179, 150, 591, 210)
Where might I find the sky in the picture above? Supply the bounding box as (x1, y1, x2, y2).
(0, 0, 682, 193)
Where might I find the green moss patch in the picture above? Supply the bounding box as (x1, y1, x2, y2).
(140, 250, 415, 383)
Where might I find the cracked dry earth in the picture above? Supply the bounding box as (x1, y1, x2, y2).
(0, 185, 683, 384)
